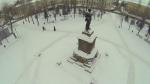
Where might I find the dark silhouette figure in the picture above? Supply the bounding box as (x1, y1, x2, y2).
(3, 45, 6, 48)
(137, 20, 144, 35)
(44, 9, 48, 22)
(54, 26, 56, 31)
(42, 26, 46, 31)
(85, 9, 92, 31)
(146, 26, 150, 40)
(35, 14, 39, 26)
(125, 15, 129, 22)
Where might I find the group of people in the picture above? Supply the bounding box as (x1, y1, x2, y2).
(125, 15, 150, 40)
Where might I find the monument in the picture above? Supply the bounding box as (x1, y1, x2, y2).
(67, 9, 100, 73)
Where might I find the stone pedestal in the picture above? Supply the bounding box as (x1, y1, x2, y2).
(71, 29, 98, 65)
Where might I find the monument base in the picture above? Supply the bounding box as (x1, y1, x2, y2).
(67, 28, 100, 73)
(67, 52, 100, 73)
(67, 48, 100, 73)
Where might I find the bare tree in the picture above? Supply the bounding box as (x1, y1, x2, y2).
(81, 0, 86, 10)
(2, 3, 17, 38)
(145, 25, 150, 39)
(97, 0, 106, 19)
(62, 0, 70, 19)
(85, 0, 89, 11)
(136, 0, 150, 35)
(51, 0, 56, 10)
(41, 0, 49, 22)
(142, 0, 150, 20)
(137, 20, 144, 35)
(145, 0, 150, 40)
(71, 0, 77, 18)
(51, 0, 57, 21)
(138, 0, 142, 8)
(34, 1, 41, 25)
(128, 19, 135, 30)
(112, 0, 120, 10)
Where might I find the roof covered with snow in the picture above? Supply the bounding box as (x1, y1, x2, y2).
(123, 0, 150, 6)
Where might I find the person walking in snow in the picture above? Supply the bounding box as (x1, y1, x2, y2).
(137, 20, 144, 35)
(54, 26, 56, 31)
(148, 25, 150, 34)
(42, 26, 46, 31)
(146, 25, 150, 40)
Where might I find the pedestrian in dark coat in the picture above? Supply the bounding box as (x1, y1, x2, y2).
(42, 26, 46, 31)
(54, 26, 56, 31)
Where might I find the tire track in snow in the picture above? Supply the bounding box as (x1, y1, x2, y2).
(37, 32, 71, 54)
(40, 27, 147, 84)
(32, 57, 41, 84)
(31, 32, 73, 84)
(97, 37, 126, 50)
(14, 32, 72, 84)
(57, 15, 150, 67)
(97, 37, 135, 84)
(59, 65, 87, 84)
(115, 47, 135, 84)
(14, 56, 39, 84)
(97, 14, 136, 84)
(46, 28, 150, 67)
(113, 21, 135, 84)
(112, 15, 150, 66)
(97, 36, 150, 67)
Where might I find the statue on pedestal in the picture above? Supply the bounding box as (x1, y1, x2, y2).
(85, 9, 92, 31)
(67, 9, 100, 73)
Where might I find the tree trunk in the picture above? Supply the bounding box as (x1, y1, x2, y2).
(120, 17, 123, 28)
(35, 14, 39, 26)
(31, 16, 34, 24)
(10, 20, 17, 38)
(138, 28, 141, 35)
(27, 17, 30, 23)
(46, 17, 48, 23)
(147, 34, 150, 40)
(36, 18, 39, 26)
(128, 24, 131, 30)
(0, 41, 2, 45)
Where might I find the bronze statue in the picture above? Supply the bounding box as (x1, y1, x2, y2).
(85, 9, 92, 31)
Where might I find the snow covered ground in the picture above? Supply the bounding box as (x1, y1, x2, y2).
(0, 12, 150, 84)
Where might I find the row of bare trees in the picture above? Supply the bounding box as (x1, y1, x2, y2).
(0, 0, 112, 33)
(0, 0, 112, 23)
(1, 3, 17, 38)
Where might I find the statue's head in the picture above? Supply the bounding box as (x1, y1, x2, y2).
(88, 9, 91, 13)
